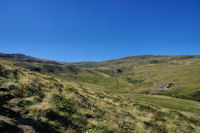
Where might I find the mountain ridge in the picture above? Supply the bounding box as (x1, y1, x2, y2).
(1, 52, 200, 64)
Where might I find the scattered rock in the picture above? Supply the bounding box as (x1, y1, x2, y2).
(113, 69, 122, 74)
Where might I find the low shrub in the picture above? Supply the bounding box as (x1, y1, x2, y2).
(52, 94, 75, 114)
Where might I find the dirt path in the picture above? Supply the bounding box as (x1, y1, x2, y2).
(143, 71, 158, 87)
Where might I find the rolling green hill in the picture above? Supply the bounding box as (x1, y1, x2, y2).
(0, 53, 200, 133)
(71, 55, 200, 102)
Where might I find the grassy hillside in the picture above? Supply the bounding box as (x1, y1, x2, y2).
(72, 55, 200, 101)
(0, 53, 132, 90)
(0, 53, 200, 133)
(0, 53, 200, 102)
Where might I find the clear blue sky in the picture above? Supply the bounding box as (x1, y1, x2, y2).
(0, 0, 200, 62)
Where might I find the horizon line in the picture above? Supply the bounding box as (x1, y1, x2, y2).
(0, 52, 200, 63)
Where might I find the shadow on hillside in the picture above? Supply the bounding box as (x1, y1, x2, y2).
(0, 121, 23, 133)
(0, 89, 60, 133)
(46, 110, 74, 128)
(0, 94, 13, 106)
(0, 87, 14, 106)
(0, 106, 60, 133)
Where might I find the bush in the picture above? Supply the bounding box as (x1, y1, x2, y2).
(9, 84, 44, 98)
(0, 65, 9, 78)
(9, 84, 24, 97)
(52, 94, 75, 113)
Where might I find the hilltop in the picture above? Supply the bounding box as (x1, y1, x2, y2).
(0, 53, 200, 133)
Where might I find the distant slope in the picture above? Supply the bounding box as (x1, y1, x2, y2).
(0, 53, 64, 65)
(71, 55, 200, 68)
(72, 55, 200, 102)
